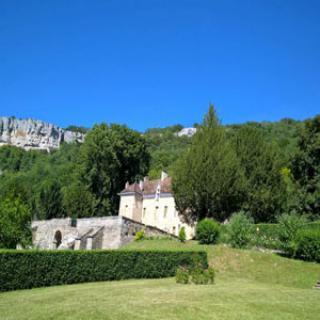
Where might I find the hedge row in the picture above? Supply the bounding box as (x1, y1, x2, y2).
(0, 250, 208, 292)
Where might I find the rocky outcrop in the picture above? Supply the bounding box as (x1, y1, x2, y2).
(177, 127, 197, 137)
(0, 117, 85, 151)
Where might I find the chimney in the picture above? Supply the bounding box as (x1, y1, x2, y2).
(125, 181, 129, 189)
(161, 171, 168, 181)
(144, 176, 149, 182)
(139, 180, 144, 191)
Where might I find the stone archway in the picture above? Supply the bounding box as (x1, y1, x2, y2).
(54, 230, 62, 248)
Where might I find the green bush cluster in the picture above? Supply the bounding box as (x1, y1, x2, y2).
(176, 266, 215, 285)
(277, 213, 307, 256)
(0, 249, 208, 292)
(134, 230, 145, 241)
(178, 227, 186, 243)
(226, 212, 252, 248)
(175, 266, 189, 284)
(294, 230, 320, 262)
(196, 219, 220, 244)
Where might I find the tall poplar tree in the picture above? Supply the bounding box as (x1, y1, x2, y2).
(173, 104, 245, 222)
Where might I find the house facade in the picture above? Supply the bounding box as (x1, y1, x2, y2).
(119, 172, 195, 239)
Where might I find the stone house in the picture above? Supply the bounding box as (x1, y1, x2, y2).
(119, 171, 195, 239)
(31, 171, 195, 250)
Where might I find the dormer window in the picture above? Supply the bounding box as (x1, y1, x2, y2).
(155, 184, 160, 201)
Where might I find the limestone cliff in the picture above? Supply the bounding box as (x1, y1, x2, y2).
(0, 116, 85, 150)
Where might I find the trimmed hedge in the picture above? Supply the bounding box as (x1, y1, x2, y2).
(0, 249, 208, 292)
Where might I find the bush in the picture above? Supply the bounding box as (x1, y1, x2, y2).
(196, 219, 220, 244)
(176, 266, 215, 285)
(175, 266, 189, 284)
(277, 213, 307, 256)
(178, 227, 186, 243)
(206, 266, 215, 284)
(227, 211, 252, 248)
(191, 267, 209, 284)
(295, 230, 320, 262)
(0, 249, 208, 292)
(135, 229, 145, 241)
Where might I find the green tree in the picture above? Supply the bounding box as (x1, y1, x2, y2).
(233, 126, 286, 222)
(79, 123, 150, 215)
(37, 180, 65, 219)
(0, 197, 31, 248)
(291, 115, 320, 219)
(63, 182, 95, 218)
(173, 105, 245, 222)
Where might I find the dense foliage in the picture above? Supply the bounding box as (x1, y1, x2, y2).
(196, 219, 220, 244)
(232, 126, 286, 222)
(173, 106, 245, 222)
(77, 123, 150, 215)
(173, 106, 320, 224)
(226, 212, 253, 248)
(0, 198, 31, 249)
(277, 213, 307, 255)
(0, 249, 208, 292)
(0, 109, 319, 248)
(290, 115, 320, 219)
(295, 229, 320, 262)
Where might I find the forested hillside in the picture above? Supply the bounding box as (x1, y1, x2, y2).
(0, 111, 319, 248)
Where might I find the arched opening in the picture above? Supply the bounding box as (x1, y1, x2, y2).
(54, 230, 62, 248)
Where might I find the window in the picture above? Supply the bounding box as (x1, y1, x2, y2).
(163, 206, 168, 218)
(154, 206, 159, 219)
(54, 230, 62, 249)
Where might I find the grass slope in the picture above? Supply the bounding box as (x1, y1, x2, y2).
(0, 241, 319, 320)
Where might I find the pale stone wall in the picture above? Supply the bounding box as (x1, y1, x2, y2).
(119, 194, 143, 223)
(140, 195, 195, 240)
(31, 216, 171, 250)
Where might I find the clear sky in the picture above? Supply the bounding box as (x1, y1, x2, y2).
(0, 0, 319, 131)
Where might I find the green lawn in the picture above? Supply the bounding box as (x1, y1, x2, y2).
(1, 241, 319, 320)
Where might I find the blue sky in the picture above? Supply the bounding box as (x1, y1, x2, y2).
(0, 0, 319, 131)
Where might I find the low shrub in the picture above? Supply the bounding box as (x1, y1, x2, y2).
(227, 212, 252, 248)
(294, 230, 320, 262)
(0, 249, 208, 292)
(277, 213, 307, 256)
(178, 227, 186, 243)
(191, 266, 215, 285)
(206, 266, 215, 284)
(135, 229, 145, 241)
(176, 266, 215, 285)
(191, 267, 208, 284)
(175, 266, 189, 284)
(196, 219, 220, 244)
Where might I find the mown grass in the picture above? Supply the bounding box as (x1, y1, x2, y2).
(0, 240, 319, 320)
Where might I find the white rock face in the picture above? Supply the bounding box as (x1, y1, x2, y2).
(177, 127, 197, 137)
(0, 117, 85, 150)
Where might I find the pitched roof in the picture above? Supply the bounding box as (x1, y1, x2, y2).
(120, 177, 172, 195)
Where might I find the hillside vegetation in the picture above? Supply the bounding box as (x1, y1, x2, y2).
(0, 110, 319, 249)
